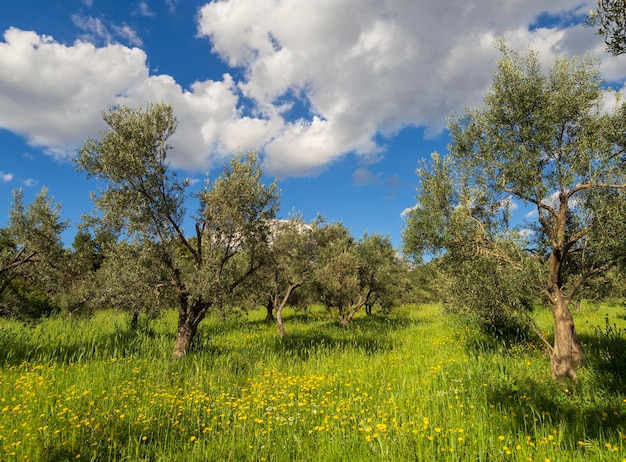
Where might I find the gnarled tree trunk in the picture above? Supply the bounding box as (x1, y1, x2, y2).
(171, 296, 206, 360)
(550, 296, 583, 380)
(172, 320, 197, 360)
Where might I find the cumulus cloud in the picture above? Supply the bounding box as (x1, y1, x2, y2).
(401, 204, 419, 217)
(0, 28, 277, 171)
(0, 28, 148, 156)
(1, 0, 626, 178)
(196, 0, 616, 176)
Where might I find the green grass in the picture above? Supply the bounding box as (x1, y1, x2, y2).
(1, 304, 626, 461)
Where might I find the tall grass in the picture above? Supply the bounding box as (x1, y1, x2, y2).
(0, 304, 625, 461)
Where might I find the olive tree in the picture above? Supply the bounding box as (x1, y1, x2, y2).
(76, 103, 279, 359)
(85, 240, 172, 329)
(588, 0, 626, 56)
(357, 233, 409, 316)
(404, 46, 626, 380)
(313, 224, 405, 325)
(251, 216, 316, 335)
(1, 188, 68, 318)
(403, 153, 542, 340)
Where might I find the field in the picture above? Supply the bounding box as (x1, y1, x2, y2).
(0, 303, 625, 461)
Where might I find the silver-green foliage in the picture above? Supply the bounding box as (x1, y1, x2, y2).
(403, 45, 626, 378)
(0, 188, 68, 318)
(403, 152, 540, 338)
(313, 222, 408, 325)
(588, 0, 626, 56)
(75, 102, 280, 357)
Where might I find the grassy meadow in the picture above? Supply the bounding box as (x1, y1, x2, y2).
(0, 303, 625, 461)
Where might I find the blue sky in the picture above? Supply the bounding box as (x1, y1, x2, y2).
(0, 0, 624, 250)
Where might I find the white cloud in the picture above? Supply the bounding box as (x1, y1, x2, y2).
(2, 1, 626, 178)
(72, 14, 110, 43)
(0, 171, 14, 183)
(197, 0, 619, 175)
(0, 28, 148, 157)
(117, 73, 280, 170)
(22, 178, 37, 187)
(112, 24, 143, 47)
(0, 27, 279, 172)
(401, 204, 419, 217)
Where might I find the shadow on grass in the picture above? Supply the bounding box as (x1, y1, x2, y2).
(0, 320, 168, 367)
(0, 307, 420, 368)
(485, 374, 626, 445)
(578, 315, 626, 394)
(273, 330, 394, 360)
(460, 312, 626, 446)
(478, 315, 626, 446)
(271, 312, 417, 361)
(190, 311, 418, 364)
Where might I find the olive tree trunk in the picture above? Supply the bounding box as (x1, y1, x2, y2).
(274, 283, 301, 336)
(171, 297, 206, 360)
(550, 296, 583, 380)
(172, 320, 197, 360)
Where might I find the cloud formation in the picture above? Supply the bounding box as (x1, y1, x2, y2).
(0, 27, 148, 157)
(0, 171, 13, 183)
(0, 1, 624, 177)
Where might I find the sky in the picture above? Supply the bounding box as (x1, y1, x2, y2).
(1, 0, 626, 250)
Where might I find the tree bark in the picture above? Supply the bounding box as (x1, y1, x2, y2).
(344, 304, 364, 325)
(276, 306, 285, 336)
(172, 319, 197, 360)
(341, 294, 368, 325)
(550, 297, 583, 380)
(171, 293, 203, 360)
(274, 283, 301, 336)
